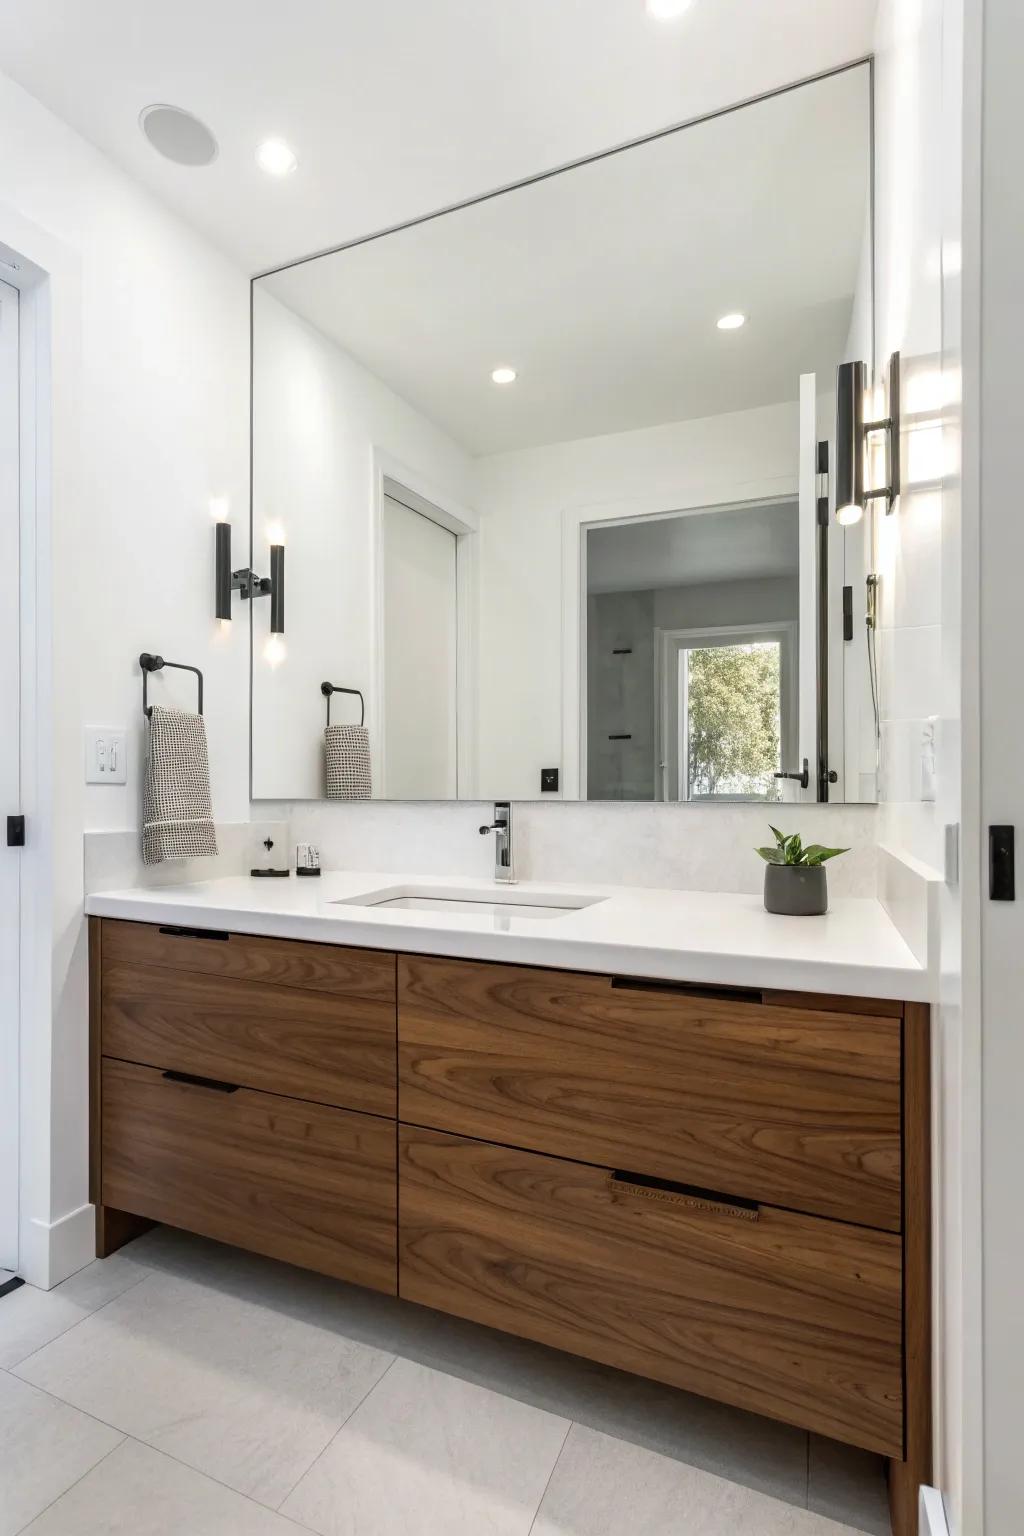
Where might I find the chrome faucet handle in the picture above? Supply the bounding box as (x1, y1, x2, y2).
(480, 802, 515, 883)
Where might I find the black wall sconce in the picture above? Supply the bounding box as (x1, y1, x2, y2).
(835, 351, 901, 526)
(214, 522, 285, 633)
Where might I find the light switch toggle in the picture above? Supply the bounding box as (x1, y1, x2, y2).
(85, 728, 128, 785)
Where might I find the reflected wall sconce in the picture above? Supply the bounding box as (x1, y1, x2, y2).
(835, 351, 901, 525)
(214, 522, 285, 633)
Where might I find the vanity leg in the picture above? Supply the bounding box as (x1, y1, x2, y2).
(888, 1002, 932, 1536)
(95, 1204, 154, 1258)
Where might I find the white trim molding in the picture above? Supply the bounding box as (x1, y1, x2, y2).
(22, 1204, 95, 1292)
(920, 1486, 950, 1536)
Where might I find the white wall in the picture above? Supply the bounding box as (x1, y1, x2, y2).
(251, 290, 473, 799)
(862, 3, 976, 1533)
(472, 402, 801, 800)
(0, 68, 252, 1284)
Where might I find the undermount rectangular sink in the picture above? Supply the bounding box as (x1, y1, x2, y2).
(332, 885, 606, 921)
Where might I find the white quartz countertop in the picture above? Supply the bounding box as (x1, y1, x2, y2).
(84, 871, 928, 1002)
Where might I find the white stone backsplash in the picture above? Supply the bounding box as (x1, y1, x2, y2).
(269, 800, 880, 898)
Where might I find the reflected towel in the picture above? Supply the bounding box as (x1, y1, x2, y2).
(325, 724, 372, 799)
(142, 706, 218, 863)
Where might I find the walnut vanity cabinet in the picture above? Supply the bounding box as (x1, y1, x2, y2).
(90, 919, 930, 1536)
(90, 918, 398, 1292)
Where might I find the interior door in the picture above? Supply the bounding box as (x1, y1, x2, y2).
(381, 494, 458, 799)
(0, 276, 20, 1273)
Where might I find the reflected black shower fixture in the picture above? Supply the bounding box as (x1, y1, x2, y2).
(214, 521, 285, 633)
(834, 351, 901, 526)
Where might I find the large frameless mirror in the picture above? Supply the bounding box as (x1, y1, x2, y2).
(250, 62, 874, 804)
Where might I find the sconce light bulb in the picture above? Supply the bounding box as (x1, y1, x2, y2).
(836, 503, 864, 527)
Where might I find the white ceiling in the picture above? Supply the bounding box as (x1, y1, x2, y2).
(587, 501, 799, 593)
(261, 66, 869, 454)
(0, 0, 876, 273)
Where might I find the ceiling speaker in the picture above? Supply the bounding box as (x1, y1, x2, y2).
(140, 104, 218, 167)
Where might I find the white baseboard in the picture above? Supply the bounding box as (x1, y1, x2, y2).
(921, 1487, 950, 1536)
(21, 1203, 96, 1289)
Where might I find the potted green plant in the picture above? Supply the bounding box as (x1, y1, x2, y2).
(755, 826, 849, 915)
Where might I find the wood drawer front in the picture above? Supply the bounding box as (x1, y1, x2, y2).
(102, 1058, 396, 1293)
(398, 1126, 903, 1456)
(399, 957, 902, 1231)
(103, 960, 395, 1118)
(101, 918, 396, 1002)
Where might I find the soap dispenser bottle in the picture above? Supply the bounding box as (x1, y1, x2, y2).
(251, 835, 290, 878)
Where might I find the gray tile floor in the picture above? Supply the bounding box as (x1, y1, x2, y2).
(0, 1228, 892, 1536)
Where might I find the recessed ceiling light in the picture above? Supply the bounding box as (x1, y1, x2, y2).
(256, 139, 298, 176)
(491, 367, 517, 385)
(716, 312, 747, 331)
(140, 104, 218, 167)
(646, 0, 694, 19)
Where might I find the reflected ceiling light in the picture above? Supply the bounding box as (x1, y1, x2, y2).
(256, 139, 298, 176)
(646, 0, 694, 18)
(716, 312, 746, 331)
(491, 366, 517, 384)
(140, 104, 218, 166)
(835, 353, 901, 524)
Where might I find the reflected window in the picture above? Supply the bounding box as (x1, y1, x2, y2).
(682, 639, 782, 801)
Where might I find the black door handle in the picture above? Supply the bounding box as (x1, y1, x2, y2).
(774, 758, 810, 789)
(6, 815, 25, 847)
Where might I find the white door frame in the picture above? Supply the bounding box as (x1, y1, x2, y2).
(0, 220, 57, 1286)
(370, 449, 478, 799)
(0, 274, 20, 1273)
(561, 478, 797, 800)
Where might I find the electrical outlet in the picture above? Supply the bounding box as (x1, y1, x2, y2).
(85, 728, 128, 785)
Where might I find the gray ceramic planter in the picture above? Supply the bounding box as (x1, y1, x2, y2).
(764, 863, 828, 916)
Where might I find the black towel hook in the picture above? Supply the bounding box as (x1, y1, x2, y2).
(140, 653, 204, 717)
(321, 681, 365, 728)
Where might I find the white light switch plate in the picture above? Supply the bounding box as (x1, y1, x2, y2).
(85, 728, 127, 785)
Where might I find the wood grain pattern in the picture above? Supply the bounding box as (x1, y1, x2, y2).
(102, 1058, 396, 1293)
(399, 1125, 904, 1455)
(889, 1003, 933, 1536)
(95, 1204, 154, 1259)
(103, 959, 395, 1118)
(399, 956, 903, 1230)
(101, 917, 396, 1001)
(762, 989, 904, 1018)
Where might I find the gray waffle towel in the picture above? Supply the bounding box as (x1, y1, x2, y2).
(325, 723, 372, 799)
(143, 705, 218, 863)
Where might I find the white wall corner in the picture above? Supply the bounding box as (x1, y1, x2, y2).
(920, 1485, 950, 1536)
(22, 1203, 95, 1290)
(877, 842, 944, 988)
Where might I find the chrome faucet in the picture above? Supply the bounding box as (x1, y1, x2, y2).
(479, 801, 516, 884)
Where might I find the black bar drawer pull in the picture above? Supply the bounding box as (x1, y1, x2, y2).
(157, 926, 230, 942)
(161, 1070, 240, 1093)
(611, 1170, 759, 1222)
(610, 976, 761, 1004)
